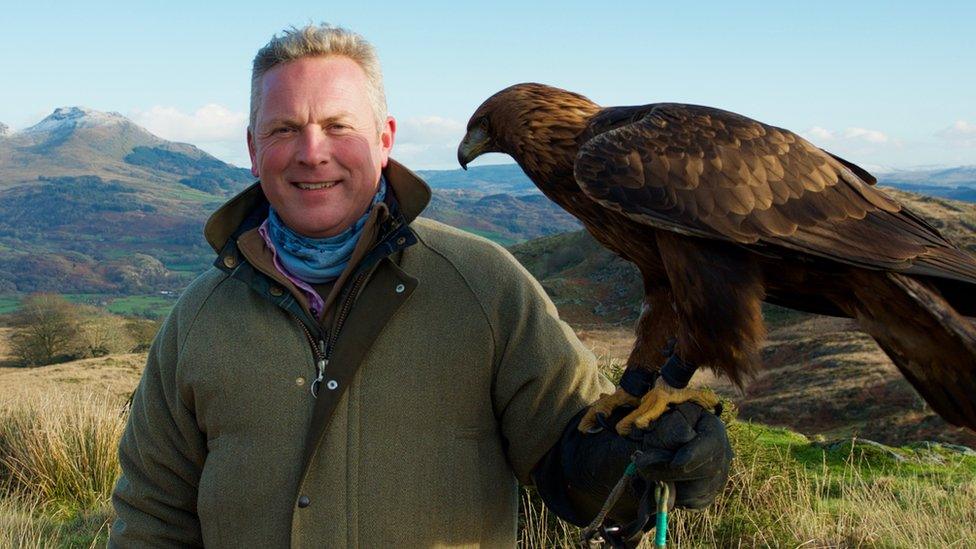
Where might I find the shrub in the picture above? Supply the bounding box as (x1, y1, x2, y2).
(124, 318, 162, 353)
(76, 306, 134, 358)
(9, 294, 82, 366)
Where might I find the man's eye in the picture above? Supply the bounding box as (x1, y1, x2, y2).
(271, 127, 295, 135)
(329, 123, 349, 131)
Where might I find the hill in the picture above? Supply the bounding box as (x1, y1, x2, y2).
(879, 165, 976, 202)
(510, 188, 976, 447)
(425, 190, 579, 245)
(417, 163, 536, 194)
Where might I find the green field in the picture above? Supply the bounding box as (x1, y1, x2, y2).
(163, 262, 207, 273)
(465, 228, 518, 246)
(0, 296, 20, 315)
(103, 296, 176, 318)
(0, 294, 176, 319)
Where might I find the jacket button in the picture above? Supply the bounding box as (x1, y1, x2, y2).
(395, 283, 405, 294)
(223, 255, 237, 268)
(269, 286, 283, 296)
(326, 379, 339, 390)
(297, 495, 310, 508)
(396, 236, 406, 245)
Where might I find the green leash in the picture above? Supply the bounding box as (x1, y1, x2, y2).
(579, 460, 671, 548)
(654, 481, 670, 548)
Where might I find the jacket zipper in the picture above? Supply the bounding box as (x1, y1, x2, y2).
(294, 270, 370, 398)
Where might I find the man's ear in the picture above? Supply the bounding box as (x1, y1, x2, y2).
(378, 116, 396, 168)
(247, 127, 259, 178)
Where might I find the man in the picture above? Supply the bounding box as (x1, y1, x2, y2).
(110, 24, 731, 548)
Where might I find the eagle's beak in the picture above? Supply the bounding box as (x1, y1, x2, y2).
(457, 126, 492, 171)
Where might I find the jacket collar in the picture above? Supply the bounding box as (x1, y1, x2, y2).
(204, 158, 432, 254)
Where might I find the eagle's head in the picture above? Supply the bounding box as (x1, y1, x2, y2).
(458, 83, 600, 175)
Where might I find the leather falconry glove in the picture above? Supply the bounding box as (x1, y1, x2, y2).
(532, 399, 733, 548)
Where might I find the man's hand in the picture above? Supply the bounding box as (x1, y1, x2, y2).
(629, 401, 733, 510)
(532, 399, 733, 545)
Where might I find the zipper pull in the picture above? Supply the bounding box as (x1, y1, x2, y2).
(311, 340, 327, 397)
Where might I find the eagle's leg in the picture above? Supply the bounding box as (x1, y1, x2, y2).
(579, 286, 676, 433)
(614, 233, 765, 436)
(615, 378, 721, 435)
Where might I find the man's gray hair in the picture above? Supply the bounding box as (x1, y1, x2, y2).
(249, 24, 387, 131)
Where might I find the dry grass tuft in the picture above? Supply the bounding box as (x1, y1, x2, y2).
(0, 391, 126, 519)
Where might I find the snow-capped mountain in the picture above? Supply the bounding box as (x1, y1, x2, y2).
(0, 106, 249, 191)
(19, 106, 131, 135)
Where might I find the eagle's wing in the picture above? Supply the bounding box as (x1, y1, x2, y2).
(573, 103, 976, 284)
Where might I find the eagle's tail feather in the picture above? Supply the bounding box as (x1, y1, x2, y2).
(850, 271, 976, 431)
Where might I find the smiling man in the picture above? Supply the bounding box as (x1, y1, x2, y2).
(109, 24, 731, 548)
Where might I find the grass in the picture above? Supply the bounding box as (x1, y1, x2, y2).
(0, 297, 19, 315)
(1, 294, 176, 320)
(465, 228, 519, 246)
(163, 262, 206, 273)
(102, 295, 175, 318)
(1, 354, 974, 547)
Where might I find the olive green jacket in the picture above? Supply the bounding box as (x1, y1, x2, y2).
(110, 159, 611, 548)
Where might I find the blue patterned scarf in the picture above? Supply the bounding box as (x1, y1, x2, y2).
(266, 178, 387, 284)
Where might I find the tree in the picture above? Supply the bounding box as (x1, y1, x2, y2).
(10, 293, 82, 366)
(76, 304, 130, 358)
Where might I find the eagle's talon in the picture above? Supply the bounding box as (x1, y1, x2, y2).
(614, 381, 720, 436)
(578, 387, 641, 433)
(595, 412, 618, 432)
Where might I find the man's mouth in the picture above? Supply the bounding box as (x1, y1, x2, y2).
(293, 181, 340, 190)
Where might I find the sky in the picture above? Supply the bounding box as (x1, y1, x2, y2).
(2, 0, 975, 171)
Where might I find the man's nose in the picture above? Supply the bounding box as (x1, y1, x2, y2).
(295, 126, 331, 166)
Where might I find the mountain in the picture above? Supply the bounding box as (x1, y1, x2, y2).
(879, 166, 976, 202)
(417, 163, 536, 194)
(0, 107, 251, 196)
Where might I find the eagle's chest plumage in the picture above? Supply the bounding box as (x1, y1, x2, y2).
(537, 171, 667, 283)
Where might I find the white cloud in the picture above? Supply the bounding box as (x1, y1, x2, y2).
(391, 116, 470, 169)
(843, 127, 889, 143)
(802, 125, 889, 145)
(130, 104, 247, 144)
(796, 124, 907, 170)
(805, 126, 834, 141)
(936, 120, 976, 146)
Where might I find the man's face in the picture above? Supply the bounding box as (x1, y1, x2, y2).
(248, 55, 395, 238)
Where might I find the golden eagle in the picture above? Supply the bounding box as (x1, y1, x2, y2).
(458, 83, 976, 435)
